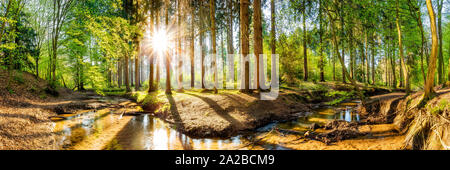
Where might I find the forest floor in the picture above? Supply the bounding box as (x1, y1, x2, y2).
(128, 82, 398, 139)
(3, 69, 446, 150)
(0, 69, 142, 150)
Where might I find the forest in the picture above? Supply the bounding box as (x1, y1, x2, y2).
(0, 0, 449, 150)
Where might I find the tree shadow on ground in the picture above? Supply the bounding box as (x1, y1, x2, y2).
(184, 93, 243, 127)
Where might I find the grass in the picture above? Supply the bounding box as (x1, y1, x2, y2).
(325, 90, 355, 106)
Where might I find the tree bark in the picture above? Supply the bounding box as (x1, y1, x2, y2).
(253, 0, 263, 90)
(319, 0, 324, 82)
(210, 0, 218, 94)
(165, 0, 171, 94)
(302, 0, 308, 81)
(240, 0, 250, 92)
(149, 5, 155, 92)
(437, 0, 444, 84)
(190, 2, 195, 88)
(396, 0, 410, 94)
(423, 0, 439, 102)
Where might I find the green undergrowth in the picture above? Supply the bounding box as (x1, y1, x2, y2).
(325, 90, 356, 106)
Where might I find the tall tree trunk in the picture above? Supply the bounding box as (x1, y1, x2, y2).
(190, 3, 195, 88)
(302, 0, 308, 81)
(210, 0, 218, 93)
(254, 0, 262, 90)
(149, 6, 155, 92)
(200, 0, 205, 89)
(365, 32, 369, 84)
(437, 0, 444, 84)
(125, 53, 131, 92)
(371, 35, 376, 85)
(396, 0, 410, 94)
(118, 58, 122, 88)
(165, 0, 171, 94)
(423, 0, 438, 102)
(319, 0, 324, 82)
(240, 0, 250, 92)
(135, 41, 140, 90)
(227, 0, 235, 87)
(177, 0, 183, 91)
(156, 8, 161, 88)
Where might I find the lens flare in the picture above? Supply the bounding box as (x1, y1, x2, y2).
(152, 30, 169, 55)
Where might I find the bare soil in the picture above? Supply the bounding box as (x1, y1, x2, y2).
(151, 89, 313, 138)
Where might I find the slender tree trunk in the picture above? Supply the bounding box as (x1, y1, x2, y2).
(319, 0, 324, 82)
(371, 35, 376, 85)
(240, 0, 250, 92)
(190, 3, 195, 88)
(423, 0, 439, 101)
(302, 0, 308, 81)
(165, 0, 171, 94)
(365, 32, 369, 84)
(437, 0, 444, 84)
(156, 8, 161, 88)
(210, 0, 218, 93)
(200, 0, 205, 89)
(118, 58, 122, 88)
(125, 53, 130, 92)
(396, 0, 410, 93)
(149, 7, 155, 92)
(254, 0, 263, 90)
(177, 0, 183, 91)
(227, 0, 235, 88)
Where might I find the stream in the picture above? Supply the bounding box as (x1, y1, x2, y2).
(51, 96, 360, 150)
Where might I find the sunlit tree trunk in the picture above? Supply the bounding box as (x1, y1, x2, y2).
(227, 0, 235, 87)
(302, 0, 308, 81)
(190, 2, 195, 88)
(149, 5, 155, 92)
(210, 0, 218, 94)
(118, 58, 122, 88)
(422, 0, 438, 102)
(177, 0, 183, 91)
(240, 0, 250, 92)
(253, 0, 262, 90)
(165, 0, 172, 95)
(371, 35, 376, 85)
(396, 0, 410, 94)
(156, 8, 161, 88)
(200, 0, 205, 89)
(319, 0, 324, 82)
(125, 53, 131, 92)
(437, 0, 444, 84)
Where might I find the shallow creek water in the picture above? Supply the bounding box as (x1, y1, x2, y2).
(51, 97, 360, 150)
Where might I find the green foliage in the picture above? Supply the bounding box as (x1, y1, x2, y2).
(325, 90, 355, 106)
(429, 99, 449, 115)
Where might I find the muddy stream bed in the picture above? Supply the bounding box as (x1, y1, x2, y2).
(51, 95, 360, 150)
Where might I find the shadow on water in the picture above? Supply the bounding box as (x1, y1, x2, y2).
(52, 95, 360, 150)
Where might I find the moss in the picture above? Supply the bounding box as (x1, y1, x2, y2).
(325, 90, 355, 106)
(429, 99, 449, 116)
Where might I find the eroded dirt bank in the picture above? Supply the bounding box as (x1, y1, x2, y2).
(357, 88, 450, 150)
(134, 83, 397, 139)
(147, 90, 313, 138)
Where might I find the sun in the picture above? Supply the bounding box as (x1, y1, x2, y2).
(152, 30, 169, 55)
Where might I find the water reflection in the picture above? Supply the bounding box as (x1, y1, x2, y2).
(52, 100, 359, 150)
